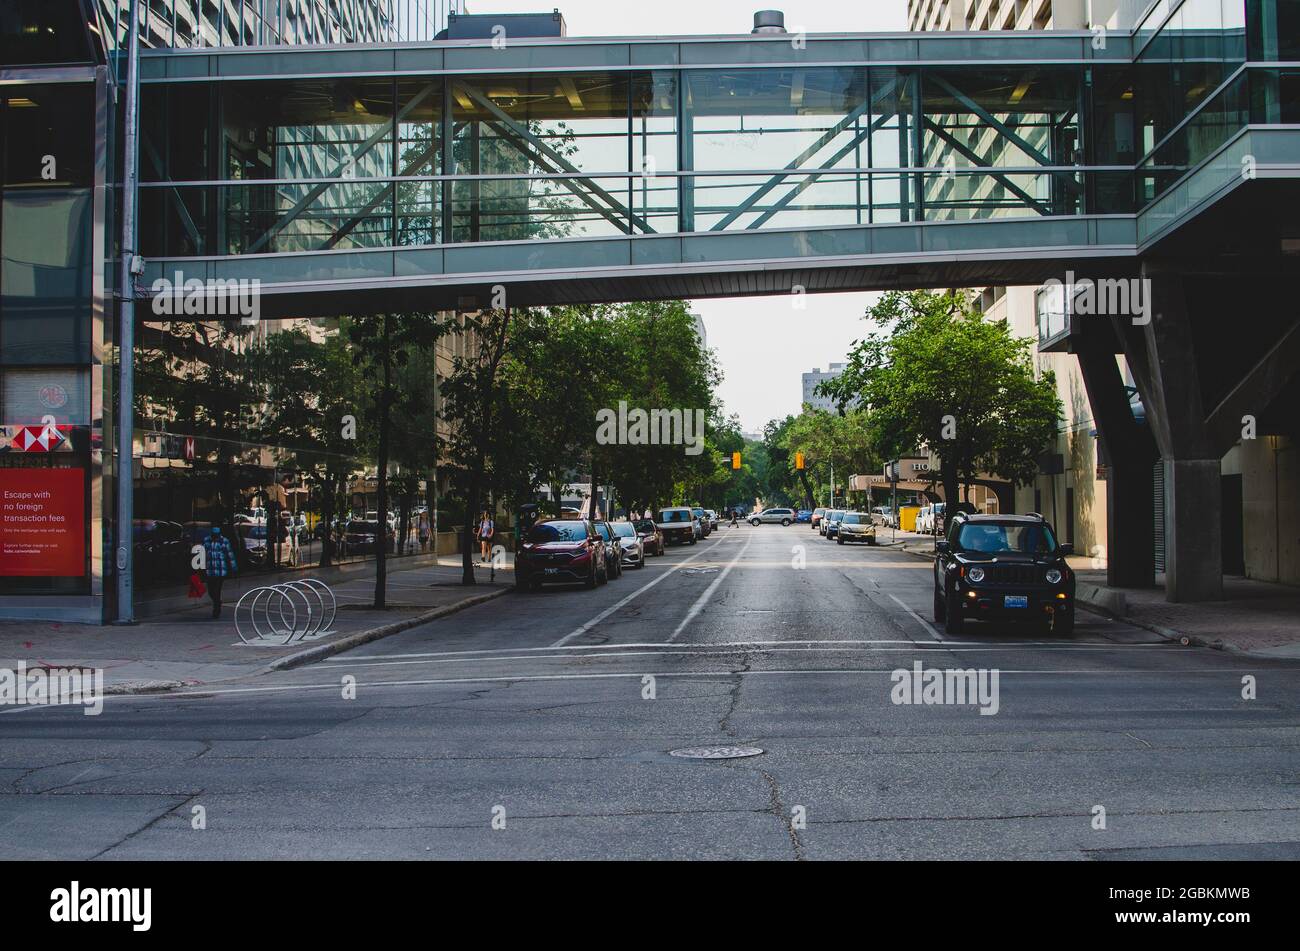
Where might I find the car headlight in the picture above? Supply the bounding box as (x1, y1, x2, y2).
(967, 567, 985, 583)
(1046, 568, 1063, 584)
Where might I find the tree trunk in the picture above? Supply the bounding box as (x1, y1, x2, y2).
(942, 463, 960, 515)
(374, 317, 390, 610)
(462, 469, 480, 585)
(797, 469, 815, 511)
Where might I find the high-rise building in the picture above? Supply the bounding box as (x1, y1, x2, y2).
(802, 364, 850, 413)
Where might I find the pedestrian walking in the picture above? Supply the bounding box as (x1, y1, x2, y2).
(476, 509, 495, 563)
(201, 526, 238, 619)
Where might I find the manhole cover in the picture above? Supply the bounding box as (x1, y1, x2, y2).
(668, 745, 764, 760)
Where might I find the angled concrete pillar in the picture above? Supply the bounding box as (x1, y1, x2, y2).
(1129, 264, 1223, 601)
(1076, 329, 1157, 588)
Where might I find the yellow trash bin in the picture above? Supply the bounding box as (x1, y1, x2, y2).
(898, 505, 921, 533)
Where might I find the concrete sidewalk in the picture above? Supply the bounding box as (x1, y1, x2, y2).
(891, 535, 1300, 657)
(0, 562, 510, 692)
(1072, 570, 1300, 658)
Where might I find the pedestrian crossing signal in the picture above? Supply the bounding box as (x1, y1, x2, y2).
(731, 452, 742, 470)
(795, 452, 805, 470)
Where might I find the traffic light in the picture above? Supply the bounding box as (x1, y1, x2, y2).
(731, 451, 742, 470)
(795, 452, 805, 470)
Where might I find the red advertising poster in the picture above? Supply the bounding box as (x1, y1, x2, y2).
(0, 468, 86, 577)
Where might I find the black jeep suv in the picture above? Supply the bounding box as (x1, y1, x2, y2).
(932, 513, 1075, 636)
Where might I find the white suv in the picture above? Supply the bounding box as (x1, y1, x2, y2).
(749, 507, 795, 526)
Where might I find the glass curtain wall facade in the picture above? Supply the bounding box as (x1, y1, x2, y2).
(1, 3, 109, 618)
(96, 0, 444, 50)
(0, 1, 447, 621)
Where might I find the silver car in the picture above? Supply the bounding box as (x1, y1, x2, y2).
(749, 507, 795, 526)
(611, 522, 645, 568)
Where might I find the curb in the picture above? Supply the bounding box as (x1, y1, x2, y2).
(266, 586, 512, 672)
(1076, 582, 1128, 617)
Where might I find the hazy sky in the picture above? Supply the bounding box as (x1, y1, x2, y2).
(477, 0, 910, 431)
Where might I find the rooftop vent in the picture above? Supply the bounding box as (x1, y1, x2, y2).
(752, 10, 787, 33)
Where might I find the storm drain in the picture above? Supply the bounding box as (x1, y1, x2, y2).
(669, 745, 764, 760)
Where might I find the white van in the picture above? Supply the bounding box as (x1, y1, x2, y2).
(655, 506, 698, 546)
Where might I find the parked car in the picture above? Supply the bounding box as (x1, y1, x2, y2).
(516, 518, 607, 590)
(343, 519, 392, 555)
(870, 506, 894, 528)
(795, 509, 813, 523)
(823, 509, 846, 539)
(811, 507, 827, 529)
(633, 518, 664, 556)
(932, 513, 1075, 636)
(691, 507, 712, 538)
(610, 521, 646, 568)
(656, 506, 698, 546)
(749, 507, 795, 526)
(703, 509, 719, 531)
(593, 521, 624, 579)
(836, 511, 876, 545)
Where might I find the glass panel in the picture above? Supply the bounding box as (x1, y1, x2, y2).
(692, 173, 865, 230)
(451, 72, 631, 176)
(632, 71, 678, 176)
(219, 78, 397, 182)
(220, 180, 402, 254)
(1, 190, 92, 364)
(0, 0, 97, 66)
(396, 78, 443, 176)
(1248, 0, 1300, 60)
(3, 85, 95, 188)
(920, 68, 1082, 220)
(921, 171, 1068, 221)
(686, 68, 870, 173)
(451, 176, 631, 243)
(141, 83, 214, 183)
(1, 367, 89, 426)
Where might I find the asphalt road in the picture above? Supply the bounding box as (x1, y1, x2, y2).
(3, 523, 1298, 860)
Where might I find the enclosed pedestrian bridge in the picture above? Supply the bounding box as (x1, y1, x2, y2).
(137, 8, 1299, 316)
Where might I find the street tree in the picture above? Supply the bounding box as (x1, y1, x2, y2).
(819, 290, 1062, 507)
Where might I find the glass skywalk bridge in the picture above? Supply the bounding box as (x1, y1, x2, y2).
(135, 3, 1297, 314)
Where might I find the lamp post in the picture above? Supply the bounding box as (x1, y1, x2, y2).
(115, 0, 142, 625)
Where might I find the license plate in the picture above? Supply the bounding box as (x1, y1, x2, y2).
(544, 568, 559, 575)
(1003, 595, 1028, 609)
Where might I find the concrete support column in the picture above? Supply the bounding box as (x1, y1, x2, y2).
(1163, 458, 1224, 601)
(1106, 458, 1156, 588)
(1117, 264, 1225, 601)
(1075, 328, 1157, 587)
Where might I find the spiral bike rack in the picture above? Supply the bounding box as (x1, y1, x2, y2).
(234, 578, 337, 645)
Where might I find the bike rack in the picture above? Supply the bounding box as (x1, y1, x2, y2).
(234, 578, 337, 645)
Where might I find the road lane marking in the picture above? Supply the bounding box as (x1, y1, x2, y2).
(549, 535, 729, 648)
(889, 593, 944, 642)
(667, 533, 753, 643)
(329, 637, 1145, 661)
(5, 665, 1258, 711)
(326, 643, 1173, 670)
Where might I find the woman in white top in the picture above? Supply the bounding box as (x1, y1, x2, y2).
(476, 510, 495, 563)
